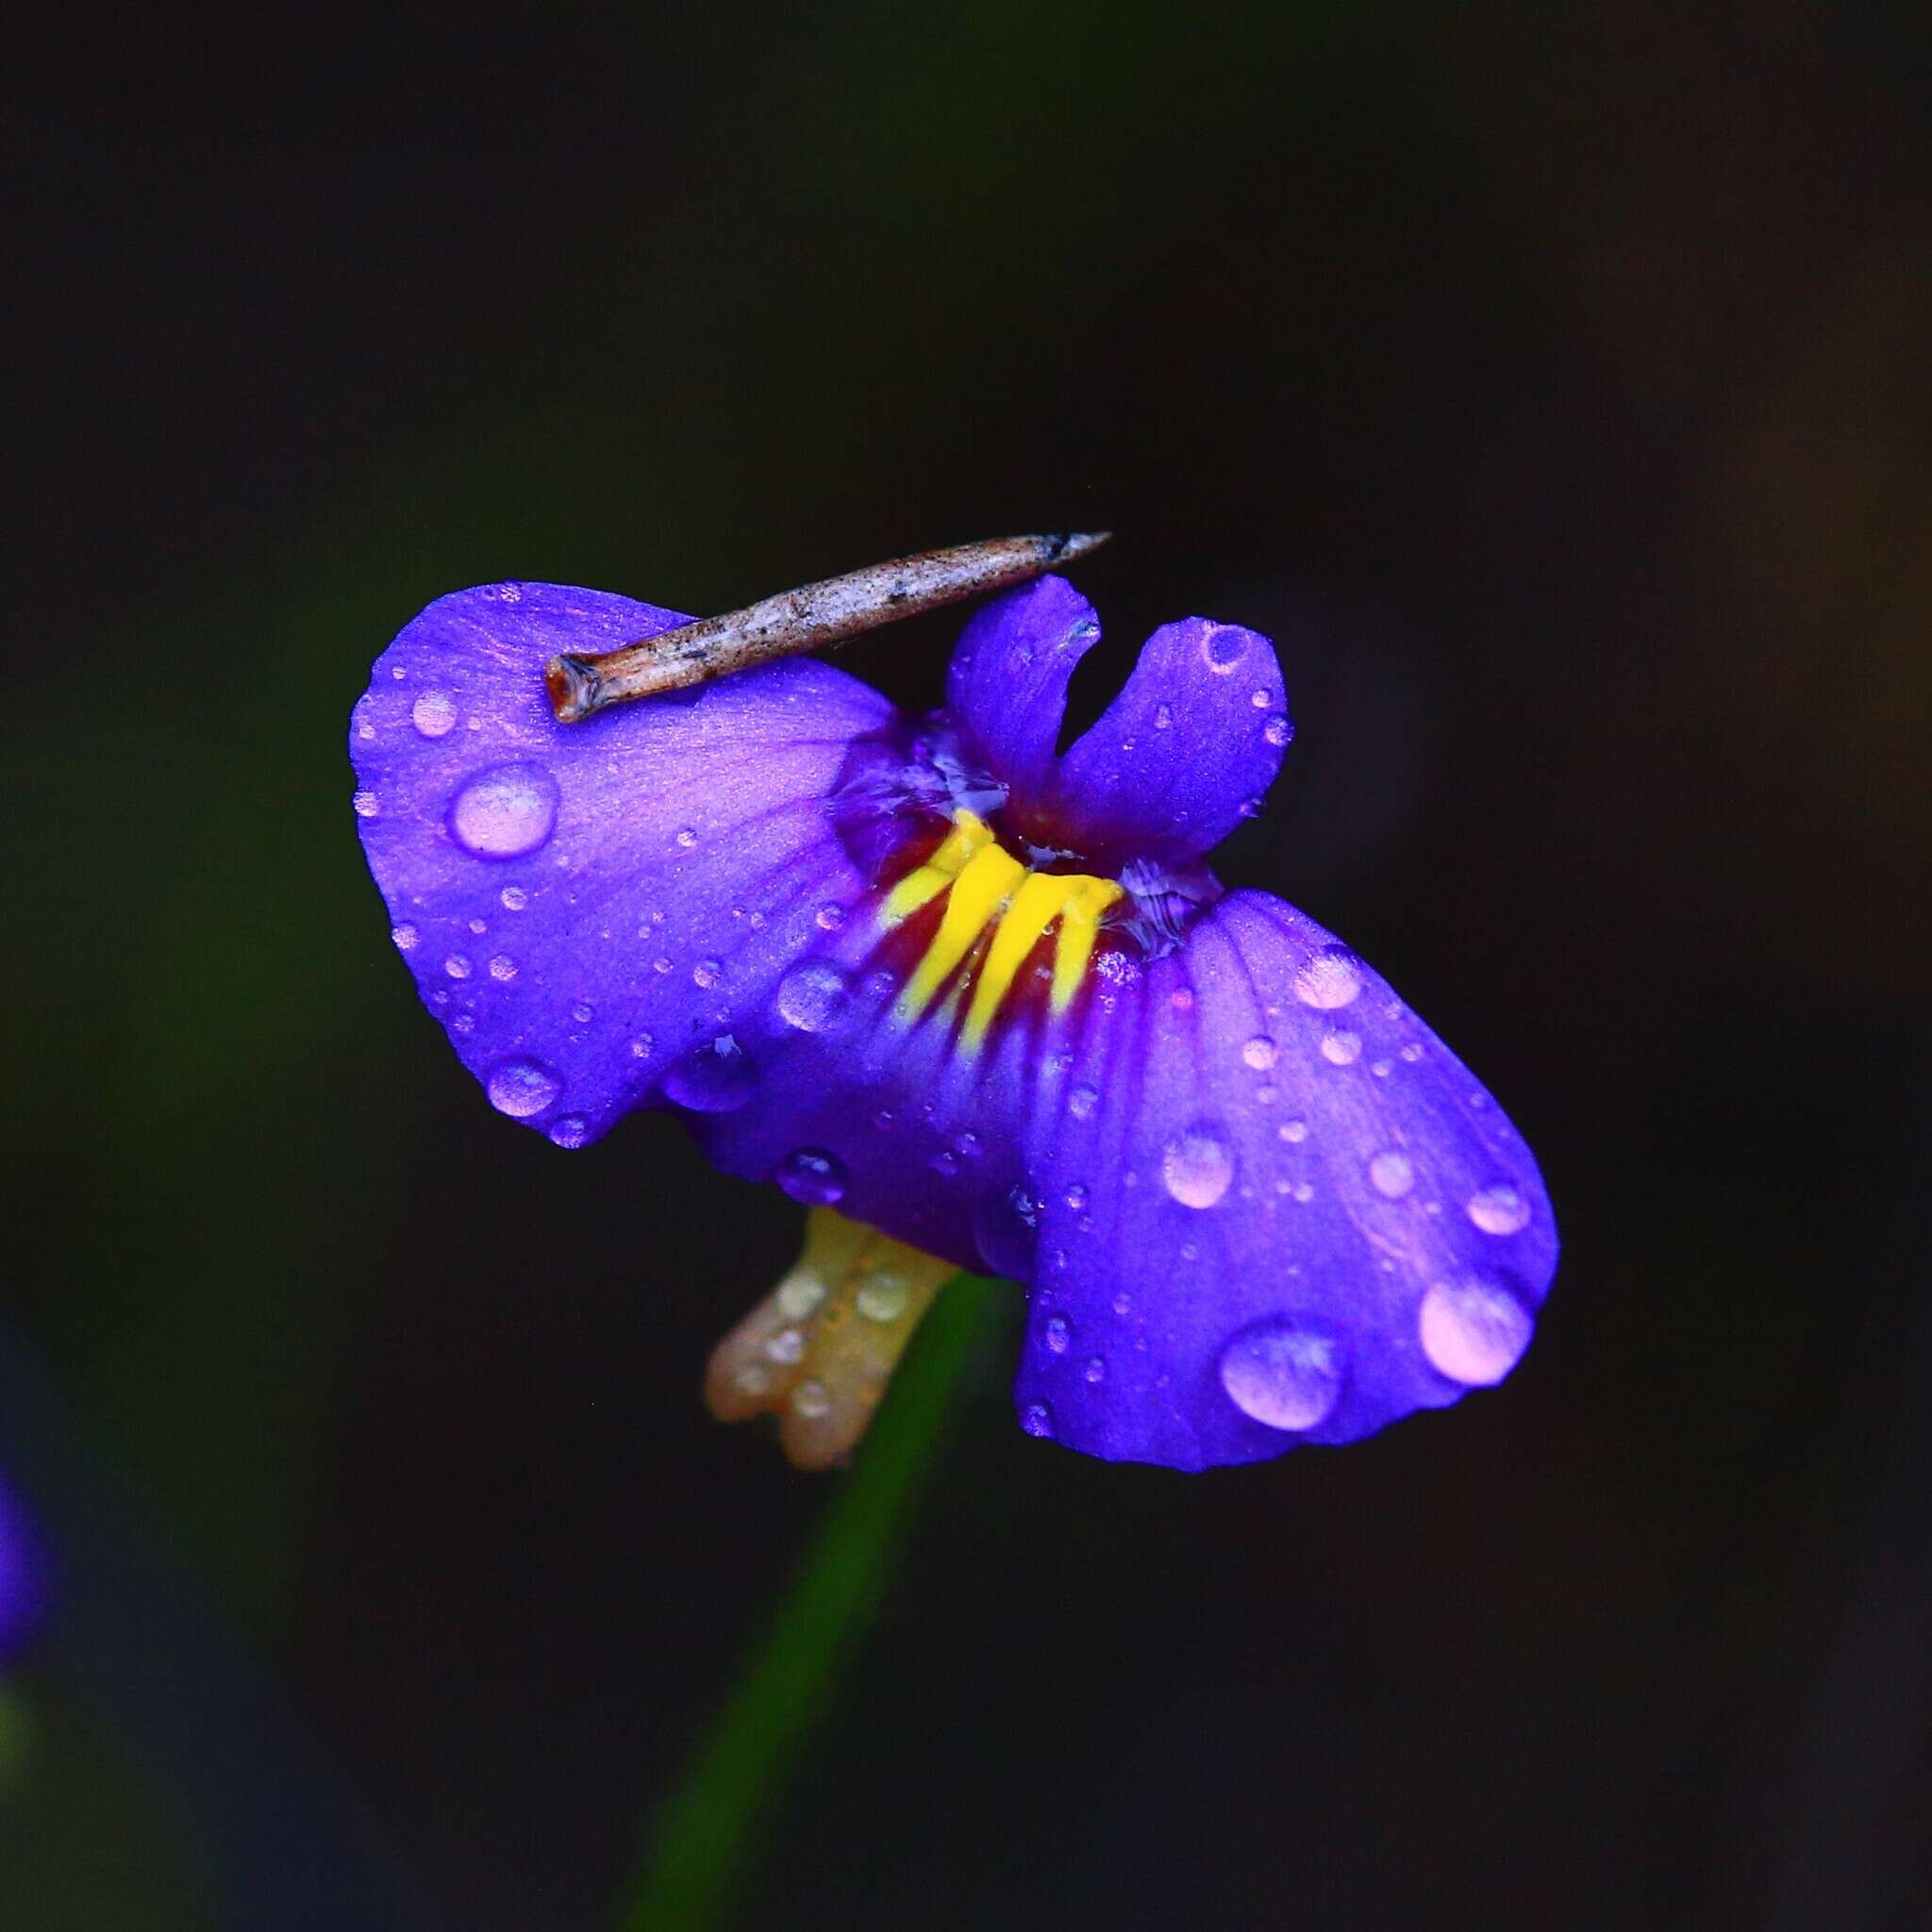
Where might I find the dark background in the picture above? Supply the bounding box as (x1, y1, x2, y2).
(6, 3, 1930, 1926)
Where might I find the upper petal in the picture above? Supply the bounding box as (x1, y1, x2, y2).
(1053, 616, 1289, 868)
(944, 575, 1103, 834)
(351, 582, 898, 1146)
(1008, 890, 1558, 1468)
(945, 579, 1288, 866)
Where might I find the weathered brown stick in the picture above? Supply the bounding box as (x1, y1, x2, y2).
(544, 530, 1111, 724)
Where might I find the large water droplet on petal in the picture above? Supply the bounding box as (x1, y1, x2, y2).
(1045, 1315, 1071, 1354)
(1369, 1150, 1415, 1198)
(1219, 1317, 1347, 1430)
(1419, 1276, 1532, 1385)
(1201, 626, 1248, 673)
(974, 1182, 1041, 1279)
(411, 690, 458, 738)
(663, 1035, 758, 1112)
(1021, 1401, 1055, 1439)
(1294, 948, 1362, 1009)
(487, 1056, 562, 1118)
(1319, 1028, 1362, 1066)
(1467, 1184, 1531, 1235)
(547, 1114, 591, 1149)
(775, 959, 851, 1033)
(1241, 1035, 1278, 1071)
(448, 762, 560, 859)
(1162, 1124, 1234, 1208)
(774, 1146, 848, 1206)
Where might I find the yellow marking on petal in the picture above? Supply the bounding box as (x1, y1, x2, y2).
(1052, 876, 1124, 1011)
(877, 808, 1124, 1050)
(962, 873, 1091, 1053)
(896, 841, 1025, 1024)
(880, 809, 993, 925)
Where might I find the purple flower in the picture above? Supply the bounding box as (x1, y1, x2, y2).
(351, 576, 1557, 1470)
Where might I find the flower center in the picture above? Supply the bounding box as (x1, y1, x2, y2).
(878, 809, 1123, 1059)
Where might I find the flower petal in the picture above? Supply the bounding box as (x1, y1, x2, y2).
(1053, 617, 1289, 867)
(351, 583, 897, 1146)
(944, 575, 1102, 836)
(1008, 890, 1557, 1468)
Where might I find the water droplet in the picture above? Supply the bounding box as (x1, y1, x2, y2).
(791, 1378, 831, 1419)
(776, 1276, 824, 1320)
(775, 959, 850, 1032)
(856, 1272, 908, 1323)
(1369, 1151, 1415, 1198)
(1068, 617, 1101, 644)
(1084, 1357, 1106, 1384)
(1291, 1181, 1314, 1203)
(1419, 1276, 1532, 1384)
(1294, 948, 1362, 1009)
(1064, 1183, 1088, 1211)
(1241, 1035, 1278, 1072)
(571, 1000, 594, 1024)
(1319, 1028, 1362, 1066)
(547, 1114, 590, 1149)
(486, 1057, 561, 1118)
(1219, 1317, 1347, 1430)
(1467, 1185, 1531, 1236)
(1279, 1118, 1308, 1142)
(411, 690, 457, 738)
(628, 1034, 654, 1058)
(443, 954, 473, 979)
(815, 903, 846, 932)
(352, 788, 379, 818)
(1263, 713, 1291, 747)
(1154, 703, 1174, 730)
(1068, 1083, 1099, 1122)
(1237, 796, 1262, 819)
(774, 1147, 848, 1207)
(1250, 687, 1272, 708)
(1021, 1401, 1055, 1439)
(974, 1183, 1040, 1279)
(663, 1036, 758, 1112)
(652, 955, 673, 974)
(1399, 1041, 1424, 1062)
(488, 953, 517, 981)
(1045, 1315, 1071, 1354)
(447, 762, 559, 859)
(467, 917, 488, 936)
(765, 1327, 806, 1365)
(1201, 625, 1247, 673)
(1162, 1124, 1234, 1208)
(692, 958, 722, 990)
(391, 922, 419, 951)
(675, 826, 698, 849)
(928, 1149, 959, 1178)
(500, 885, 527, 911)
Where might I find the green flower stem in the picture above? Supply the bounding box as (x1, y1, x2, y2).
(618, 1273, 1004, 1931)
